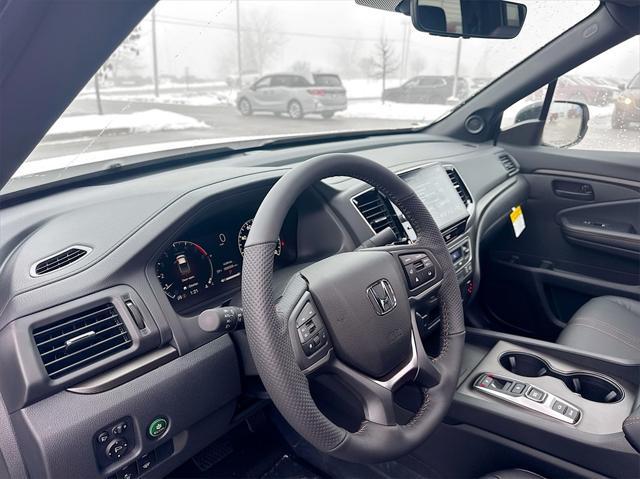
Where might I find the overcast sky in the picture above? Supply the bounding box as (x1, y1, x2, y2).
(124, 0, 638, 82)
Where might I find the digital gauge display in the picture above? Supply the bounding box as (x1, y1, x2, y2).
(155, 206, 297, 311)
(237, 218, 282, 257)
(155, 241, 214, 302)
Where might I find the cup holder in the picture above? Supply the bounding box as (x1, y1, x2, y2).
(499, 352, 623, 404)
(499, 352, 549, 377)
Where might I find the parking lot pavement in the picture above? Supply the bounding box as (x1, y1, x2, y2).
(29, 98, 638, 163)
(29, 99, 415, 162)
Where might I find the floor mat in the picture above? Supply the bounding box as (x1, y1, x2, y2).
(261, 454, 321, 479)
(167, 412, 325, 479)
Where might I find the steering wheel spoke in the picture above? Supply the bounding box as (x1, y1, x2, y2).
(414, 340, 442, 387)
(330, 355, 400, 425)
(326, 330, 429, 425)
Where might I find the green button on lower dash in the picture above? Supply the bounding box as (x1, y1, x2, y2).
(148, 417, 168, 438)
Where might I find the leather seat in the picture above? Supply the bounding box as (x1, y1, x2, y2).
(556, 296, 640, 361)
(479, 469, 546, 479)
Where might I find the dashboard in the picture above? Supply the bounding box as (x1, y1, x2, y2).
(0, 134, 529, 479)
(154, 164, 470, 314)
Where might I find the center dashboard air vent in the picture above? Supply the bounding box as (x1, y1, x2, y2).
(31, 246, 91, 277)
(498, 153, 519, 176)
(352, 189, 403, 239)
(445, 167, 472, 207)
(32, 303, 132, 379)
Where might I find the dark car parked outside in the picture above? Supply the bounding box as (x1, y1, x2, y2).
(382, 75, 469, 104)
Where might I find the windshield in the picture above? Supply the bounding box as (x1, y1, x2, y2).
(8, 0, 599, 191)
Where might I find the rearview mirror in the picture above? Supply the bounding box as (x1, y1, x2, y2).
(411, 0, 527, 39)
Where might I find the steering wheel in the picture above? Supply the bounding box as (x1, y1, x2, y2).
(241, 153, 465, 463)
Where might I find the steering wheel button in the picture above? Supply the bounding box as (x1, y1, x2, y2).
(298, 326, 311, 342)
(400, 253, 426, 265)
(404, 265, 419, 286)
(302, 339, 316, 356)
(296, 302, 316, 327)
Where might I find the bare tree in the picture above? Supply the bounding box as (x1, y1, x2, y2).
(99, 26, 143, 83)
(241, 10, 286, 75)
(367, 32, 400, 103)
(93, 26, 143, 114)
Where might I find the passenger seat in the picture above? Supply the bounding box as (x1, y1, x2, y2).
(557, 296, 640, 361)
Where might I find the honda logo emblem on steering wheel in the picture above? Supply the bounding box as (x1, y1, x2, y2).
(367, 279, 397, 316)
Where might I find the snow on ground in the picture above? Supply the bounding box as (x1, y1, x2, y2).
(80, 80, 229, 94)
(338, 100, 452, 122)
(78, 78, 403, 107)
(46, 109, 210, 137)
(94, 91, 235, 108)
(15, 132, 341, 178)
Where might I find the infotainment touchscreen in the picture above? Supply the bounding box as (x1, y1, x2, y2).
(401, 165, 469, 229)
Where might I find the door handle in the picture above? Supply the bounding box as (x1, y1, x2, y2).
(552, 180, 594, 201)
(555, 189, 594, 200)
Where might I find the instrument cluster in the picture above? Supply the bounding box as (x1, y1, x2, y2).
(155, 207, 297, 312)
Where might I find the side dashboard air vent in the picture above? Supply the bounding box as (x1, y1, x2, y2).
(445, 168, 472, 207)
(33, 304, 132, 379)
(352, 189, 403, 239)
(498, 154, 519, 176)
(31, 246, 91, 277)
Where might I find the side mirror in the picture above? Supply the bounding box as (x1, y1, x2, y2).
(410, 0, 527, 39)
(542, 101, 589, 148)
(618, 83, 626, 91)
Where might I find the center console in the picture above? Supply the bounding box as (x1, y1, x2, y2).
(451, 329, 639, 477)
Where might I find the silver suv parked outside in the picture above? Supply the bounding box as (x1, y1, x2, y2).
(236, 73, 347, 119)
